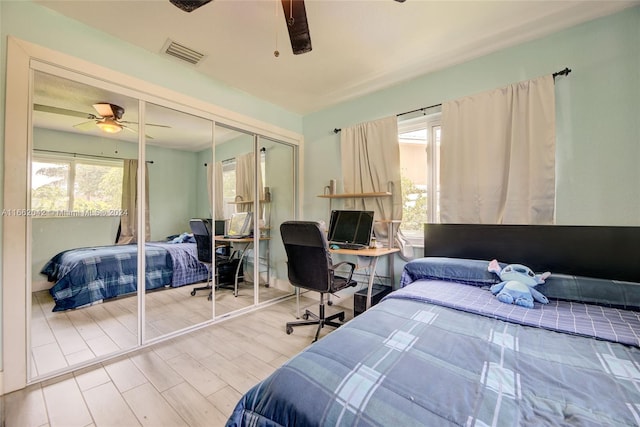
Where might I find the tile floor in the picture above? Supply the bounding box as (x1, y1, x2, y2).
(3, 295, 353, 426)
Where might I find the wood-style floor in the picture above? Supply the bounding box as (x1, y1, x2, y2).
(3, 293, 354, 427)
(30, 281, 291, 378)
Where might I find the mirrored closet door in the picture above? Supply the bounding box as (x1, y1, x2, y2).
(25, 60, 299, 384)
(143, 102, 215, 340)
(30, 70, 141, 378)
(255, 135, 296, 305)
(213, 124, 258, 316)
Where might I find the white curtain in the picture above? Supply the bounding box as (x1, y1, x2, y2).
(440, 75, 556, 224)
(235, 152, 264, 213)
(206, 162, 225, 219)
(340, 116, 402, 247)
(117, 159, 150, 244)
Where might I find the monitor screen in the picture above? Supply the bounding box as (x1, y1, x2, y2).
(328, 210, 374, 246)
(214, 220, 226, 236)
(226, 212, 252, 237)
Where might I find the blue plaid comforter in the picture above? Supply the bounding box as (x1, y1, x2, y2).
(227, 280, 640, 426)
(43, 242, 209, 311)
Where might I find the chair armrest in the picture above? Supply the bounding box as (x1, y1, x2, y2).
(332, 261, 356, 282)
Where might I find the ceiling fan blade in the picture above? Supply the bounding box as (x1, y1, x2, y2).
(34, 104, 97, 120)
(169, 0, 212, 12)
(122, 125, 154, 139)
(120, 120, 171, 129)
(281, 0, 312, 55)
(73, 120, 99, 131)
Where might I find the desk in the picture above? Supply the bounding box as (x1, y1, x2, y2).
(214, 236, 270, 297)
(330, 247, 399, 311)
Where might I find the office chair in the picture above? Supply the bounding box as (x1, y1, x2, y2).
(280, 221, 357, 342)
(189, 218, 215, 300)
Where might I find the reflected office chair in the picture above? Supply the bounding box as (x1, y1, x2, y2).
(189, 218, 214, 300)
(280, 221, 357, 342)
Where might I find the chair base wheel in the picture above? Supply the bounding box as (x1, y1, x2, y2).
(327, 300, 333, 306)
(190, 290, 197, 296)
(286, 326, 293, 335)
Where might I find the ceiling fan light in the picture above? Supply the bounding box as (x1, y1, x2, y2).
(96, 118, 123, 134)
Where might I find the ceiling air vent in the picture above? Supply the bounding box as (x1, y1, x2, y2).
(162, 39, 205, 65)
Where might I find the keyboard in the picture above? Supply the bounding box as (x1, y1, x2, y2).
(331, 242, 367, 250)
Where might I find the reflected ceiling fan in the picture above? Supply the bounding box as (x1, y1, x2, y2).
(170, 0, 405, 56)
(33, 103, 170, 137)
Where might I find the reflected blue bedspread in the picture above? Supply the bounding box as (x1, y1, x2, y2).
(227, 279, 640, 426)
(43, 242, 209, 311)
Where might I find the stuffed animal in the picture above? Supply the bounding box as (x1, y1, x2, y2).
(488, 259, 551, 309)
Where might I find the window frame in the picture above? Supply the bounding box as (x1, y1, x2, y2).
(31, 151, 124, 217)
(398, 112, 441, 248)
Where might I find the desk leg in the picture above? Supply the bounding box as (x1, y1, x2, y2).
(365, 256, 380, 310)
(234, 242, 252, 297)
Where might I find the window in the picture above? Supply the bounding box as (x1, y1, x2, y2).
(221, 160, 237, 219)
(398, 113, 441, 244)
(31, 153, 123, 216)
(221, 150, 266, 219)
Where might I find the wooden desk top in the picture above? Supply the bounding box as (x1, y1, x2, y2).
(214, 235, 270, 243)
(330, 247, 399, 257)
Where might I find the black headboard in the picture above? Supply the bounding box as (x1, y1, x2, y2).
(424, 224, 640, 283)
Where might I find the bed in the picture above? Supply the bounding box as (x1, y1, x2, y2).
(42, 241, 209, 311)
(226, 224, 640, 426)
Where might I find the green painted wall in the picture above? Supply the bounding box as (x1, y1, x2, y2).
(302, 7, 640, 227)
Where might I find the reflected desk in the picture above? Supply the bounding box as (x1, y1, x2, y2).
(214, 236, 270, 297)
(330, 246, 399, 311)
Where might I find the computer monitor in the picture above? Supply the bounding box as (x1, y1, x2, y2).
(327, 210, 374, 247)
(225, 212, 252, 238)
(214, 220, 226, 236)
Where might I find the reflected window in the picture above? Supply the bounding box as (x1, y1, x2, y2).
(221, 151, 266, 219)
(32, 152, 123, 216)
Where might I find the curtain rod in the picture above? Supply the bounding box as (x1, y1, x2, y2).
(204, 147, 266, 166)
(332, 103, 441, 134)
(333, 67, 572, 134)
(34, 149, 153, 163)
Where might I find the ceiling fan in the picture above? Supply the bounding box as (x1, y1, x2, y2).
(33, 103, 169, 137)
(169, 0, 405, 56)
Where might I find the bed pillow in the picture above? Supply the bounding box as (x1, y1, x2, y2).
(538, 274, 640, 311)
(400, 257, 504, 287)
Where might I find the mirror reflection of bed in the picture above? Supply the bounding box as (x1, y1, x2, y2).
(29, 71, 295, 379)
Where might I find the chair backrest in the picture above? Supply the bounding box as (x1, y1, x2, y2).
(280, 221, 333, 293)
(189, 218, 212, 263)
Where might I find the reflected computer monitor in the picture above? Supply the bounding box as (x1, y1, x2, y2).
(225, 212, 252, 238)
(214, 220, 226, 236)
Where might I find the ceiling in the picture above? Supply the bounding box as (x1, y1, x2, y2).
(35, 0, 638, 116)
(33, 69, 241, 150)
